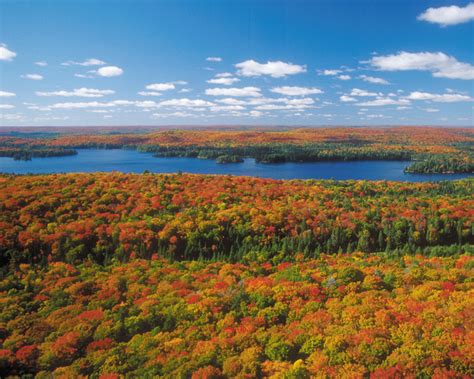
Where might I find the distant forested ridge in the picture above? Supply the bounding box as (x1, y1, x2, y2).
(0, 126, 472, 173)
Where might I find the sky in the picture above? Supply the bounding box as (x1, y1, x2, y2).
(0, 0, 473, 127)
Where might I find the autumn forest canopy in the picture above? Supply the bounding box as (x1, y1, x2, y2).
(1, 126, 473, 173)
(0, 127, 473, 378)
(0, 168, 473, 377)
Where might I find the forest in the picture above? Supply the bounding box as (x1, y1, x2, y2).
(1, 254, 472, 378)
(0, 174, 473, 267)
(0, 143, 473, 377)
(0, 126, 473, 173)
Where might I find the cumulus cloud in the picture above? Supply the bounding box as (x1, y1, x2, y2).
(35, 61, 48, 67)
(0, 104, 15, 109)
(158, 98, 215, 108)
(146, 83, 175, 91)
(318, 69, 342, 76)
(356, 97, 411, 107)
(44, 99, 214, 111)
(270, 86, 323, 96)
(206, 57, 222, 62)
(364, 114, 390, 119)
(152, 112, 197, 118)
(405, 91, 472, 102)
(350, 88, 379, 97)
(254, 98, 315, 110)
(0, 91, 16, 97)
(210, 105, 246, 112)
(0, 113, 24, 121)
(0, 44, 16, 61)
(340, 95, 357, 102)
(49, 101, 118, 109)
(62, 58, 105, 66)
(235, 60, 306, 78)
(138, 91, 162, 96)
(368, 51, 474, 80)
(215, 98, 247, 105)
(96, 66, 123, 77)
(205, 86, 262, 97)
(359, 75, 389, 84)
(74, 73, 95, 79)
(21, 74, 43, 80)
(207, 76, 240, 85)
(36, 88, 115, 98)
(338, 75, 351, 80)
(250, 110, 263, 117)
(418, 3, 474, 26)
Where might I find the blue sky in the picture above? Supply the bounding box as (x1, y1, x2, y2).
(0, 0, 473, 127)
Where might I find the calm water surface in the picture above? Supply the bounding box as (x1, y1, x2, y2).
(0, 149, 472, 182)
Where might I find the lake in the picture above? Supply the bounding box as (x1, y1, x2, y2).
(0, 149, 472, 182)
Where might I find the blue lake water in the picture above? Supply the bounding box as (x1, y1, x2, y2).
(0, 149, 472, 182)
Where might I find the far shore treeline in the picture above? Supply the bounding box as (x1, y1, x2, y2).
(0, 126, 473, 173)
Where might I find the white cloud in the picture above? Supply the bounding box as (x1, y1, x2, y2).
(0, 44, 16, 61)
(138, 91, 162, 96)
(235, 60, 306, 78)
(422, 108, 440, 112)
(0, 113, 24, 121)
(205, 86, 262, 97)
(207, 77, 240, 85)
(368, 51, 474, 80)
(152, 111, 197, 118)
(36, 88, 115, 98)
(250, 110, 263, 117)
(146, 83, 175, 91)
(46, 99, 141, 110)
(405, 91, 472, 102)
(350, 88, 379, 97)
(49, 101, 118, 109)
(74, 73, 95, 79)
(340, 95, 357, 102)
(158, 98, 215, 107)
(35, 61, 48, 67)
(365, 114, 390, 119)
(318, 69, 342, 76)
(356, 97, 410, 107)
(96, 66, 123, 77)
(0, 104, 15, 109)
(359, 75, 389, 85)
(338, 75, 351, 80)
(270, 86, 323, 96)
(216, 98, 247, 105)
(62, 58, 105, 66)
(254, 97, 314, 110)
(418, 3, 474, 26)
(206, 57, 222, 62)
(134, 101, 159, 108)
(0, 91, 16, 97)
(21, 74, 43, 80)
(210, 105, 246, 112)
